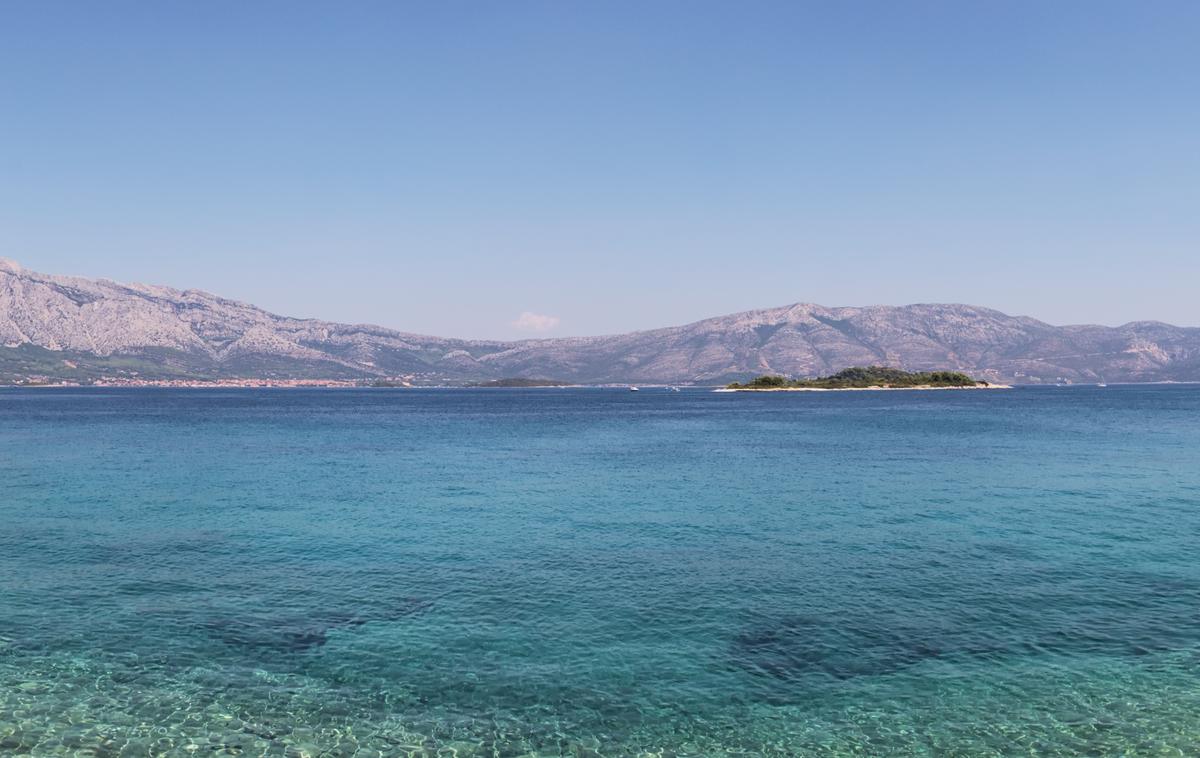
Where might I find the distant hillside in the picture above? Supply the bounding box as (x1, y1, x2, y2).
(2, 258, 1198, 384)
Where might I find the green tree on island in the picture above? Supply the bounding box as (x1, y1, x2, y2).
(728, 366, 985, 389)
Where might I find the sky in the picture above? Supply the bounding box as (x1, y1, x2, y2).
(1, 2, 1197, 338)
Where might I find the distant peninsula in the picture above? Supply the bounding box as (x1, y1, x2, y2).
(4, 260, 1198, 386)
(722, 367, 1008, 391)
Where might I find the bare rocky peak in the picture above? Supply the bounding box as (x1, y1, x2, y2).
(2, 260, 1197, 383)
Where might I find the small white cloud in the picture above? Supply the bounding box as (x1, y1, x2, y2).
(512, 311, 560, 332)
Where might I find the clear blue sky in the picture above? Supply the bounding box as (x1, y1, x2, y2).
(2, 2, 1197, 337)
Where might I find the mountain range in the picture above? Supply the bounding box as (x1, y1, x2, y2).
(2, 258, 1197, 385)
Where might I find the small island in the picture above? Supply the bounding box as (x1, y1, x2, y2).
(468, 377, 571, 388)
(722, 366, 1008, 391)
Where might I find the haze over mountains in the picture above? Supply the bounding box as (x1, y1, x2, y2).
(2, 258, 1197, 385)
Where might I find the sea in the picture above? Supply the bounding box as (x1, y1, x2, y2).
(2, 385, 1198, 756)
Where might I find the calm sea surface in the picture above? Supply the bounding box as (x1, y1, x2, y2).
(2, 386, 1199, 756)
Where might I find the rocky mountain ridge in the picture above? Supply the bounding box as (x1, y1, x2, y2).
(2, 258, 1197, 384)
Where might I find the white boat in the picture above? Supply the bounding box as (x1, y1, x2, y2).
(629, 386, 639, 392)
(1097, 383, 1108, 387)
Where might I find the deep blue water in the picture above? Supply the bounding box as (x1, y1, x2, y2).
(2, 385, 1199, 756)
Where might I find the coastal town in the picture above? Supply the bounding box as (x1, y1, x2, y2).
(4, 376, 417, 388)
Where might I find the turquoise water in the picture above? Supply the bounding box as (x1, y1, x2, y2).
(2, 386, 1199, 756)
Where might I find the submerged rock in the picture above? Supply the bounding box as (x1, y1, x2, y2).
(201, 597, 434, 654)
(730, 615, 946, 681)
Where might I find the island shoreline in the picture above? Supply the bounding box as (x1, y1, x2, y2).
(715, 383, 1012, 392)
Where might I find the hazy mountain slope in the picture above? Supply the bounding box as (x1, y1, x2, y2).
(0, 257, 513, 381)
(2, 258, 1198, 384)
